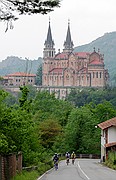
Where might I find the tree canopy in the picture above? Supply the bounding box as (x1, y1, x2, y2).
(0, 86, 116, 168)
(0, 0, 60, 31)
(0, 0, 60, 21)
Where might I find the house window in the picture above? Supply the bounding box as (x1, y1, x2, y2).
(93, 72, 95, 78)
(105, 129, 108, 144)
(62, 90, 65, 94)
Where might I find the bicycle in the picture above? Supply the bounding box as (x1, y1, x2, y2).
(66, 158, 70, 165)
(72, 158, 75, 165)
(54, 161, 58, 170)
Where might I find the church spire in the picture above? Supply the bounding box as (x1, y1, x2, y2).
(63, 19, 74, 53)
(43, 18, 55, 58)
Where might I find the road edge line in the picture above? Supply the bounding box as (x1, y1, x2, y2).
(77, 161, 90, 180)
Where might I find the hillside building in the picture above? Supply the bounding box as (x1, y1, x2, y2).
(42, 20, 109, 89)
(2, 72, 36, 86)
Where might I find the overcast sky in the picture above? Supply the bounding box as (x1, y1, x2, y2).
(0, 0, 116, 61)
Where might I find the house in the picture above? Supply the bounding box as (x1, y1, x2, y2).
(2, 72, 36, 87)
(98, 117, 116, 162)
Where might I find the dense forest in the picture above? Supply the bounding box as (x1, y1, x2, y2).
(0, 86, 116, 173)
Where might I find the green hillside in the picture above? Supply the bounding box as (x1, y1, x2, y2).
(74, 31, 116, 85)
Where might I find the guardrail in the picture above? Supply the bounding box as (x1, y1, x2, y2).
(76, 154, 100, 159)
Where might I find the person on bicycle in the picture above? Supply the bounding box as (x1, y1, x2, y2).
(53, 153, 59, 170)
(65, 152, 70, 165)
(71, 151, 76, 164)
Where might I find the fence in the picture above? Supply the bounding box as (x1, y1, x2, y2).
(0, 152, 22, 180)
(76, 154, 100, 159)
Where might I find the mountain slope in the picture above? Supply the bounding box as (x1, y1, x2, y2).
(0, 56, 42, 76)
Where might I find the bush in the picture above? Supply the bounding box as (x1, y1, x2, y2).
(37, 161, 53, 175)
(104, 151, 116, 170)
(12, 170, 39, 180)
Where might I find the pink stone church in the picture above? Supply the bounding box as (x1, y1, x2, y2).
(42, 20, 109, 88)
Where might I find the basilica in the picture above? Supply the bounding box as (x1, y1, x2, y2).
(42, 20, 109, 97)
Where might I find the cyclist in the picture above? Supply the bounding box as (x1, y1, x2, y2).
(53, 153, 59, 170)
(71, 151, 76, 164)
(65, 152, 70, 165)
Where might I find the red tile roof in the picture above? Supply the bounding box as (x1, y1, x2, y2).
(49, 68, 63, 74)
(89, 60, 103, 65)
(6, 72, 36, 77)
(55, 53, 69, 59)
(98, 117, 116, 130)
(74, 52, 90, 58)
(55, 52, 90, 59)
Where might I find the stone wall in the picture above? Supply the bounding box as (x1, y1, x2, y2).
(0, 153, 22, 180)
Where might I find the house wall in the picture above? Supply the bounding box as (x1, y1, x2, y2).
(108, 126, 116, 143)
(4, 76, 36, 86)
(100, 126, 116, 162)
(100, 130, 105, 161)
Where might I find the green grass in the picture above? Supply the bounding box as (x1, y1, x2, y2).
(12, 170, 39, 180)
(104, 151, 116, 170)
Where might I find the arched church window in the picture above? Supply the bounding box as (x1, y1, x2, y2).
(100, 72, 102, 78)
(66, 74, 69, 80)
(96, 72, 98, 78)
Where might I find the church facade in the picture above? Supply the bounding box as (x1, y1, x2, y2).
(42, 21, 109, 91)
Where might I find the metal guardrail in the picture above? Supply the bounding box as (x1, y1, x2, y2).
(76, 154, 100, 159)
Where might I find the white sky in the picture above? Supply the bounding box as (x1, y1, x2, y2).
(0, 0, 116, 61)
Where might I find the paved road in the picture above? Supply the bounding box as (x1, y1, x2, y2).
(38, 159, 116, 180)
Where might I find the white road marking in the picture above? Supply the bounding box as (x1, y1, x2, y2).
(37, 167, 54, 180)
(77, 161, 90, 180)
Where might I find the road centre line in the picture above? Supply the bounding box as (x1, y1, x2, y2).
(77, 161, 90, 180)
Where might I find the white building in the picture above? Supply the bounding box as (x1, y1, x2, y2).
(98, 117, 116, 162)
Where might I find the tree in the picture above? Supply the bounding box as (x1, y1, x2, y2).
(64, 106, 101, 154)
(0, 0, 60, 21)
(36, 64, 42, 85)
(38, 118, 62, 148)
(0, 0, 60, 32)
(67, 88, 116, 108)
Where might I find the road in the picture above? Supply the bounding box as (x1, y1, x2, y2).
(38, 159, 116, 180)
